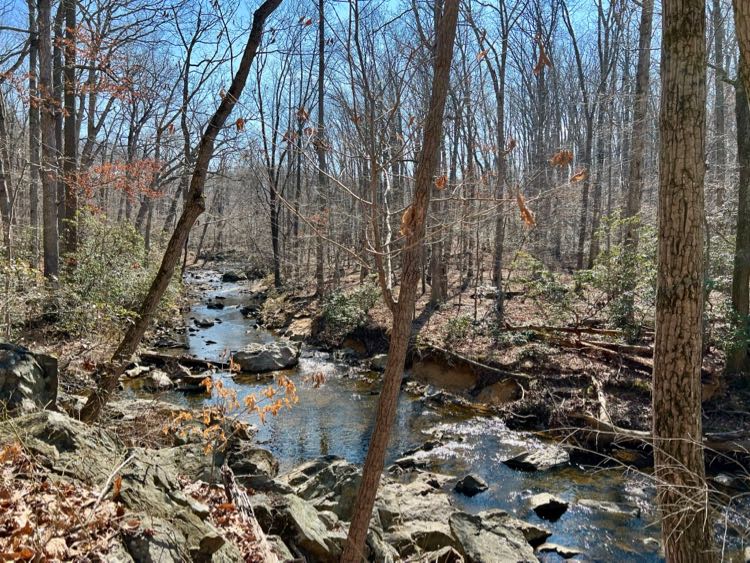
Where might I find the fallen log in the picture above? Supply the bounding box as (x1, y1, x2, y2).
(504, 322, 654, 339)
(579, 339, 653, 358)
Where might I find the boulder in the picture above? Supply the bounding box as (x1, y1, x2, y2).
(474, 379, 522, 405)
(143, 369, 174, 391)
(0, 343, 58, 414)
(176, 372, 211, 393)
(284, 318, 313, 342)
(529, 493, 568, 522)
(537, 542, 583, 559)
(194, 318, 215, 329)
(449, 511, 536, 563)
(454, 474, 489, 497)
(280, 494, 342, 562)
(221, 271, 247, 283)
(578, 498, 640, 518)
(418, 546, 465, 563)
(370, 354, 389, 371)
(233, 341, 301, 373)
(504, 446, 570, 472)
(226, 442, 278, 478)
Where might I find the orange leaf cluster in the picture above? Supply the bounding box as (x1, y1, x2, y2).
(503, 138, 518, 155)
(570, 168, 588, 183)
(549, 149, 574, 167)
(235, 118, 245, 131)
(476, 49, 489, 61)
(75, 159, 162, 200)
(434, 175, 447, 190)
(516, 191, 536, 227)
(400, 205, 417, 237)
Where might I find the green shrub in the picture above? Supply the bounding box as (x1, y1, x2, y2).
(57, 210, 180, 338)
(445, 315, 472, 345)
(322, 281, 380, 340)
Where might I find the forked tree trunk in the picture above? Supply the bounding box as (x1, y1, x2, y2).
(79, 0, 282, 423)
(653, 0, 715, 559)
(340, 2, 458, 560)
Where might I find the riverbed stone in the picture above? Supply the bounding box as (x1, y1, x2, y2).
(221, 271, 247, 282)
(370, 354, 389, 371)
(194, 318, 215, 329)
(280, 494, 341, 562)
(504, 446, 570, 472)
(578, 498, 640, 518)
(537, 542, 583, 559)
(530, 493, 568, 521)
(0, 343, 58, 415)
(284, 317, 313, 341)
(449, 511, 536, 562)
(454, 474, 489, 497)
(144, 369, 174, 391)
(233, 341, 301, 373)
(475, 379, 522, 405)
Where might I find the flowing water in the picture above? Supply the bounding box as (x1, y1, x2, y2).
(142, 271, 726, 562)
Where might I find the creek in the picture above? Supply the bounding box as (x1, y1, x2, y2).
(147, 272, 669, 561)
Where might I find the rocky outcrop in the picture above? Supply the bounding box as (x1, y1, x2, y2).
(233, 341, 301, 373)
(449, 510, 537, 562)
(0, 343, 58, 415)
(221, 271, 247, 283)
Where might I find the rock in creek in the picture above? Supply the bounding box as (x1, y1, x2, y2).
(221, 270, 247, 282)
(504, 445, 570, 472)
(537, 542, 583, 559)
(454, 474, 489, 497)
(143, 369, 174, 391)
(449, 510, 537, 562)
(193, 318, 215, 329)
(232, 341, 301, 373)
(0, 343, 58, 415)
(530, 492, 569, 522)
(578, 498, 640, 518)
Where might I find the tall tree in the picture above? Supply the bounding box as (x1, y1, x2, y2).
(38, 0, 59, 278)
(340, 1, 459, 560)
(314, 0, 327, 296)
(61, 0, 77, 255)
(80, 0, 283, 423)
(653, 0, 715, 559)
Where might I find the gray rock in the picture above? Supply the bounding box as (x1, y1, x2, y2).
(530, 493, 568, 522)
(143, 369, 174, 391)
(280, 494, 341, 562)
(504, 446, 570, 472)
(454, 474, 488, 497)
(476, 510, 551, 548)
(176, 371, 211, 393)
(578, 498, 640, 518)
(227, 443, 278, 478)
(233, 341, 301, 373)
(537, 542, 583, 559)
(221, 271, 247, 282)
(0, 343, 58, 415)
(194, 318, 215, 329)
(449, 511, 536, 562)
(370, 354, 389, 371)
(417, 546, 464, 562)
(266, 535, 294, 561)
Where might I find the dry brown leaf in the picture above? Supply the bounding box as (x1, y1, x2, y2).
(476, 49, 489, 61)
(549, 149, 573, 167)
(503, 138, 517, 155)
(235, 118, 245, 132)
(44, 538, 67, 559)
(516, 191, 536, 227)
(399, 206, 416, 237)
(121, 518, 141, 532)
(533, 34, 553, 76)
(296, 107, 308, 122)
(434, 175, 447, 190)
(570, 168, 588, 183)
(112, 475, 122, 500)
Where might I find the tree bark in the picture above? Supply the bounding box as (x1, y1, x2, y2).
(314, 0, 326, 296)
(340, 2, 458, 560)
(726, 64, 749, 375)
(79, 0, 282, 423)
(38, 0, 59, 279)
(653, 0, 716, 559)
(61, 0, 77, 256)
(28, 0, 41, 266)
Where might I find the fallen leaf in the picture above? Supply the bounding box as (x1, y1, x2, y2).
(45, 538, 68, 559)
(570, 168, 588, 183)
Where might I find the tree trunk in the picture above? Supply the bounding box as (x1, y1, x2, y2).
(621, 0, 654, 325)
(711, 0, 726, 210)
(314, 0, 326, 296)
(39, 0, 59, 278)
(61, 0, 77, 256)
(726, 66, 750, 375)
(28, 0, 40, 266)
(653, 0, 715, 559)
(79, 0, 282, 423)
(735, 1, 750, 98)
(340, 2, 458, 560)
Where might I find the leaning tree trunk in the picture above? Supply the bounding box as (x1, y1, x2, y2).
(653, 0, 716, 559)
(726, 65, 750, 375)
(79, 0, 282, 423)
(340, 2, 458, 560)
